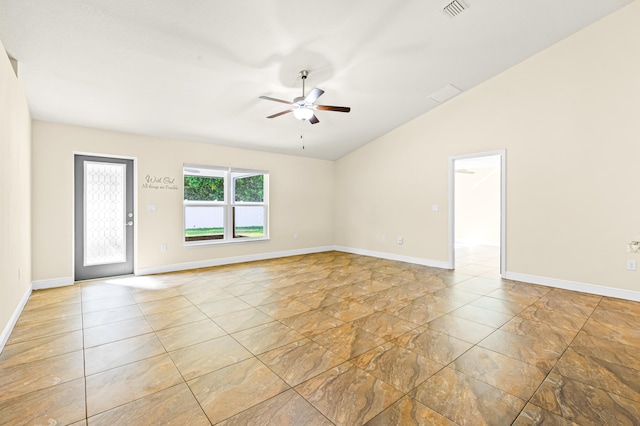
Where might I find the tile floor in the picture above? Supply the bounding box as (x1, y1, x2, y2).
(1, 248, 640, 425)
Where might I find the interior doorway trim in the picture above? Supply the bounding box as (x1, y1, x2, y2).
(448, 149, 506, 276)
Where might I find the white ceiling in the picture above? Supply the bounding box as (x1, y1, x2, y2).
(0, 0, 633, 160)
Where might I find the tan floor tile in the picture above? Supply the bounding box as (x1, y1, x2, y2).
(82, 294, 137, 314)
(217, 388, 332, 426)
(590, 306, 640, 330)
(393, 326, 472, 364)
(0, 330, 82, 369)
(517, 305, 586, 333)
(500, 282, 552, 298)
(84, 333, 166, 375)
(449, 304, 512, 328)
(84, 317, 153, 348)
(86, 353, 183, 416)
(554, 348, 640, 403)
(145, 305, 208, 331)
(15, 302, 82, 325)
(137, 295, 194, 315)
(532, 294, 598, 318)
(82, 304, 144, 328)
(25, 286, 80, 311)
(531, 372, 640, 425)
(7, 315, 82, 345)
(212, 308, 274, 333)
(453, 346, 547, 400)
(486, 289, 541, 306)
(81, 283, 130, 302)
(130, 287, 182, 304)
(155, 318, 227, 351)
(187, 357, 290, 424)
(258, 298, 313, 319)
(232, 321, 306, 355)
(571, 330, 640, 372)
(239, 289, 290, 306)
(169, 335, 252, 380)
(258, 339, 345, 386)
(598, 297, 640, 317)
(470, 296, 529, 315)
(197, 297, 253, 317)
(88, 383, 209, 426)
(432, 287, 483, 303)
(412, 367, 525, 426)
(428, 314, 495, 344)
(353, 312, 416, 341)
(366, 396, 457, 426)
(352, 343, 443, 393)
(360, 290, 412, 314)
(512, 403, 578, 426)
(0, 350, 84, 402)
(394, 281, 437, 299)
(501, 316, 576, 347)
(0, 377, 85, 426)
(451, 277, 503, 295)
(279, 309, 345, 337)
(180, 286, 236, 305)
(312, 323, 385, 360)
(224, 281, 267, 296)
(321, 300, 375, 322)
(296, 362, 403, 425)
(479, 329, 563, 371)
(581, 318, 640, 348)
(394, 302, 445, 325)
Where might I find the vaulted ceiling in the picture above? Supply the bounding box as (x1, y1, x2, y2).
(0, 0, 633, 160)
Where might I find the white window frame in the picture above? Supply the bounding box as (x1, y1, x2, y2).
(183, 164, 269, 246)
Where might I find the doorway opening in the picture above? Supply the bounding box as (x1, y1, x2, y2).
(74, 154, 135, 281)
(449, 150, 505, 277)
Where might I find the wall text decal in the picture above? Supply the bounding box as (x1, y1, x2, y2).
(142, 175, 179, 190)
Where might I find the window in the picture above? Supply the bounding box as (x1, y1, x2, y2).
(183, 165, 268, 245)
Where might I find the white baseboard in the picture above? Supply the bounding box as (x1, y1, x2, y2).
(32, 276, 75, 290)
(334, 246, 452, 270)
(136, 246, 337, 276)
(504, 271, 640, 302)
(0, 284, 32, 354)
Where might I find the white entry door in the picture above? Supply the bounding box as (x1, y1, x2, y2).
(74, 155, 134, 281)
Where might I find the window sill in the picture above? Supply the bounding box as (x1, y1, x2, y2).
(183, 237, 270, 248)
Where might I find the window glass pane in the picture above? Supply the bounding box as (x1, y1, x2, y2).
(233, 206, 265, 238)
(185, 206, 224, 241)
(184, 176, 224, 201)
(233, 174, 264, 203)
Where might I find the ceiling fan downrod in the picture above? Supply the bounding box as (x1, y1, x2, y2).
(299, 70, 308, 98)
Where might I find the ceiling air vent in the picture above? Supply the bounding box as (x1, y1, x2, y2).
(443, 0, 467, 18)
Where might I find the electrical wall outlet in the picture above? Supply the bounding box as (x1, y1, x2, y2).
(627, 260, 637, 271)
(293, 233, 299, 240)
(397, 236, 404, 245)
(161, 244, 167, 252)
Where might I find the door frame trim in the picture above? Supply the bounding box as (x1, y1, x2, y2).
(448, 149, 506, 276)
(72, 152, 138, 281)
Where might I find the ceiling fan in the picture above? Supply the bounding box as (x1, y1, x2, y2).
(259, 70, 351, 124)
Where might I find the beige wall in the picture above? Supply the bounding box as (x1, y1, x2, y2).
(336, 2, 640, 293)
(0, 40, 31, 344)
(31, 122, 335, 281)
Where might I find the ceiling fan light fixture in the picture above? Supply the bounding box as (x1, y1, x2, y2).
(293, 107, 314, 120)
